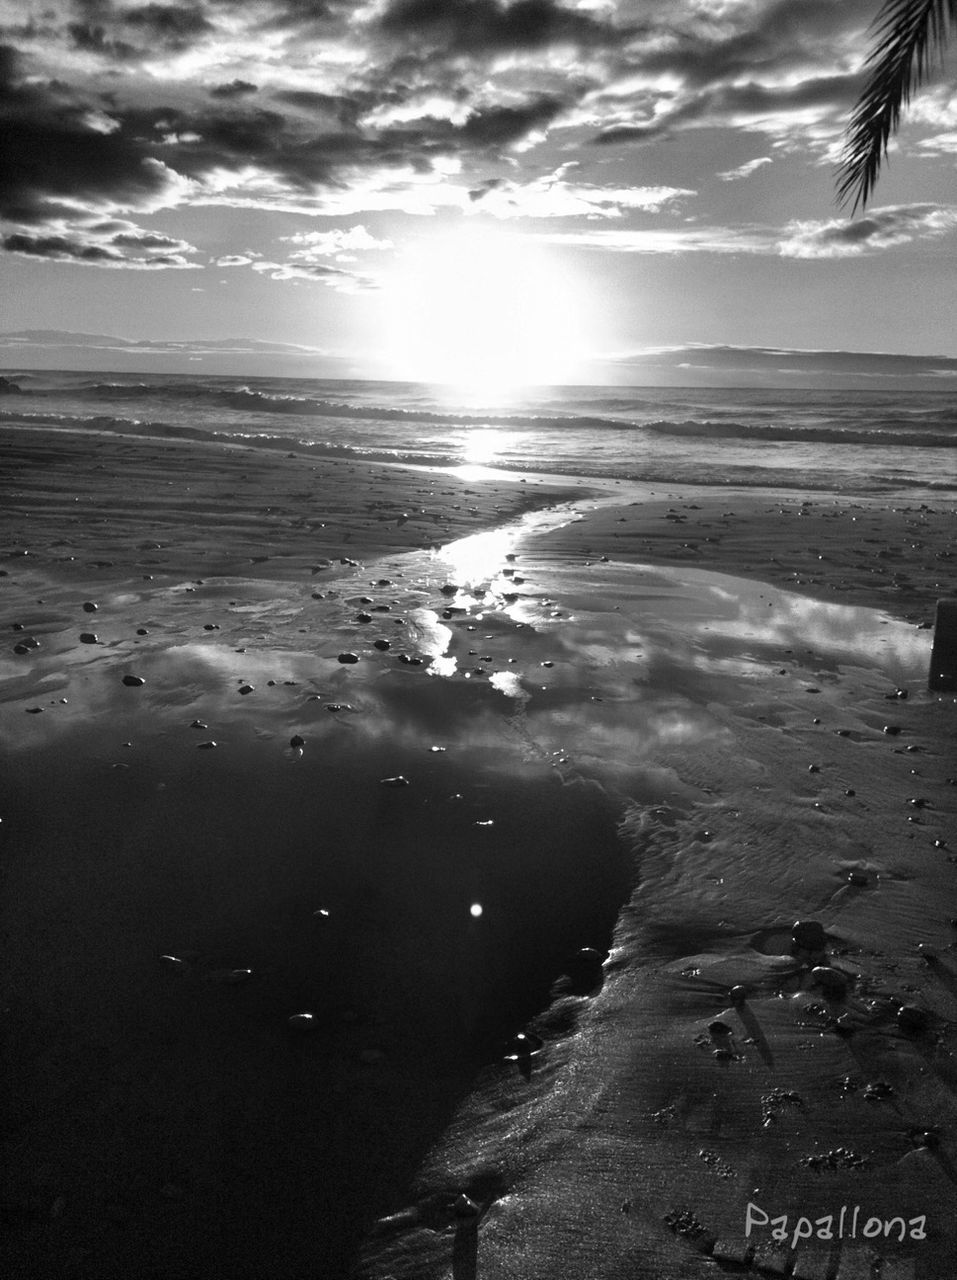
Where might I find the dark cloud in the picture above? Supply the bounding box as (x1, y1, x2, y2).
(208, 79, 258, 99)
(458, 96, 565, 146)
(122, 4, 214, 41)
(2, 220, 198, 267)
(377, 0, 616, 53)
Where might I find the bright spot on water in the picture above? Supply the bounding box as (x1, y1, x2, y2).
(439, 527, 514, 588)
(470, 902, 483, 918)
(462, 428, 502, 467)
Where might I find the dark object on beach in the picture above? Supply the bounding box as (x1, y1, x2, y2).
(82, 601, 98, 613)
(847, 869, 868, 886)
(286, 1013, 317, 1033)
(13, 642, 30, 654)
(452, 1194, 480, 1219)
(238, 684, 254, 695)
(882, 724, 902, 736)
(810, 966, 848, 1000)
(290, 734, 305, 748)
(729, 984, 747, 1006)
(136, 628, 148, 635)
(917, 943, 936, 963)
(356, 612, 372, 623)
(440, 583, 458, 596)
(380, 775, 410, 787)
(373, 638, 391, 650)
(897, 1004, 928, 1035)
(79, 632, 98, 644)
(122, 674, 145, 687)
(337, 652, 359, 664)
(197, 741, 218, 749)
(566, 946, 606, 993)
(791, 919, 826, 955)
(929, 599, 957, 691)
(708, 1020, 733, 1038)
(505, 1031, 543, 1064)
(190, 720, 207, 729)
(159, 954, 187, 971)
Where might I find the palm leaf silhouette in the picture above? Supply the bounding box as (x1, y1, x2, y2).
(838, 0, 957, 211)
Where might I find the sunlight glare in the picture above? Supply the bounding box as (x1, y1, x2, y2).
(381, 226, 585, 396)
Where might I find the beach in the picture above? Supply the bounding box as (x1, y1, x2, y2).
(1, 405, 956, 1280)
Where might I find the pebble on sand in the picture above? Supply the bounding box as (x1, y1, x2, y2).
(810, 966, 848, 1000)
(286, 1013, 317, 1033)
(290, 734, 305, 748)
(238, 684, 254, 694)
(122, 674, 146, 687)
(791, 919, 826, 954)
(197, 741, 218, 750)
(79, 632, 98, 643)
(338, 652, 360, 664)
(82, 601, 98, 613)
(380, 775, 410, 787)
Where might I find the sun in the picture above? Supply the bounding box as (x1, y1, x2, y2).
(380, 224, 586, 398)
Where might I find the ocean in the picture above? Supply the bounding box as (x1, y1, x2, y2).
(2, 369, 956, 494)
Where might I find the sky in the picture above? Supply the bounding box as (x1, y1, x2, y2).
(2, 0, 957, 388)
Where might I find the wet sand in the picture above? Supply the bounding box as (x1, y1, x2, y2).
(1, 424, 956, 1279)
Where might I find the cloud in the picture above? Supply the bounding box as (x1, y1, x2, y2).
(208, 79, 259, 99)
(597, 342, 957, 388)
(466, 165, 694, 217)
(1, 216, 200, 267)
(778, 205, 957, 258)
(279, 225, 393, 255)
(0, 329, 329, 356)
(375, 0, 619, 55)
(717, 156, 772, 181)
(539, 204, 957, 257)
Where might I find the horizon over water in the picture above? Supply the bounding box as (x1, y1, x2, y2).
(2, 367, 956, 495)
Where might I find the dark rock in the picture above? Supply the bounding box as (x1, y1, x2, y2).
(136, 628, 148, 636)
(238, 684, 254, 695)
(897, 1004, 927, 1035)
(380, 776, 410, 787)
(122, 675, 146, 687)
(373, 638, 391, 650)
(729, 985, 748, 1006)
(197, 741, 218, 750)
(791, 919, 826, 954)
(337, 652, 359, 664)
(290, 735, 305, 748)
(286, 1013, 317, 1033)
(82, 601, 98, 613)
(810, 966, 848, 999)
(79, 632, 98, 644)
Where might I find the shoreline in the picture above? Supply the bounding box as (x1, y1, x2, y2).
(2, 423, 956, 1279)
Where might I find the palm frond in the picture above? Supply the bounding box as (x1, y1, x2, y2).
(837, 0, 957, 211)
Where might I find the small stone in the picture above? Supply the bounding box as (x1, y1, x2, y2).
(708, 1019, 733, 1037)
(810, 966, 847, 1000)
(122, 674, 146, 687)
(337, 652, 359, 664)
(452, 1193, 480, 1219)
(159, 954, 187, 971)
(287, 1013, 317, 1033)
(290, 734, 305, 748)
(79, 632, 98, 644)
(808, 763, 820, 773)
(380, 775, 410, 787)
(238, 684, 254, 695)
(897, 1004, 927, 1035)
(844, 788, 856, 797)
(883, 725, 902, 736)
(355, 612, 372, 623)
(729, 985, 747, 1006)
(82, 601, 98, 613)
(847, 869, 868, 886)
(373, 639, 391, 650)
(791, 919, 826, 953)
(136, 628, 148, 636)
(506, 1031, 543, 1059)
(190, 720, 207, 729)
(197, 741, 218, 750)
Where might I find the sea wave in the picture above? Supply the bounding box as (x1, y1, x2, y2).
(642, 418, 957, 448)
